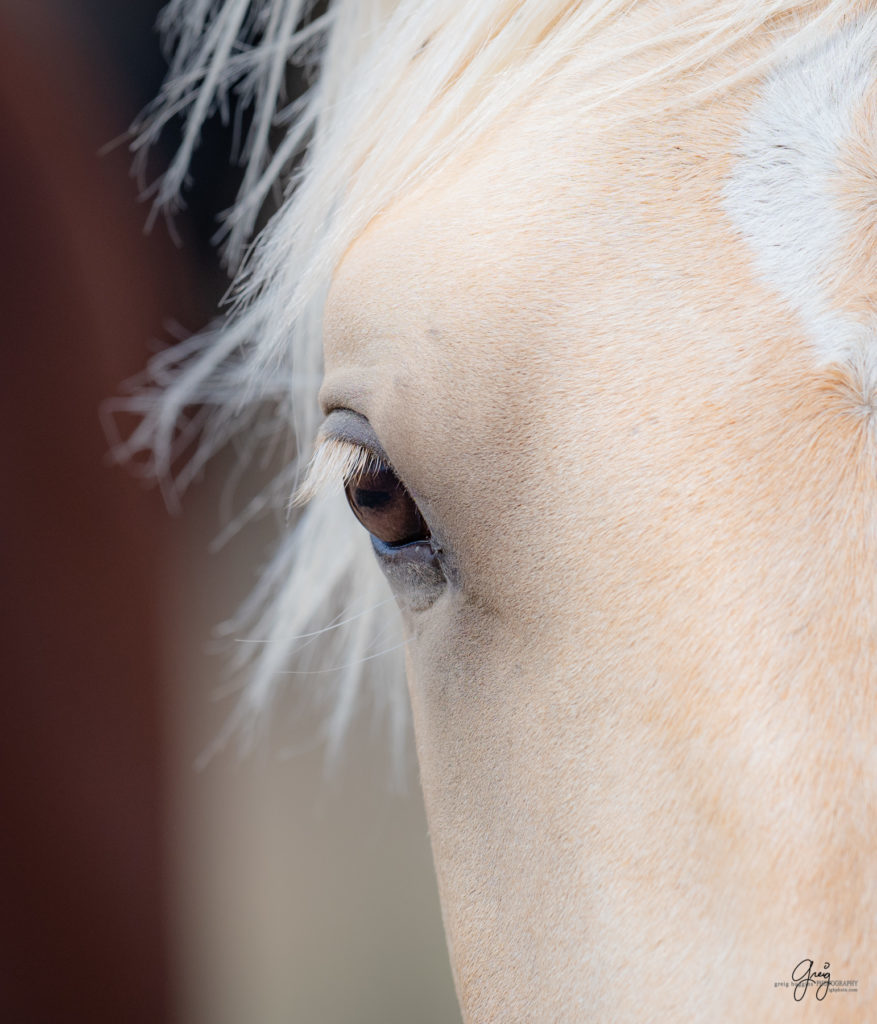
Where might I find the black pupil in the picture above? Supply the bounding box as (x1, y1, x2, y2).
(345, 465, 428, 546)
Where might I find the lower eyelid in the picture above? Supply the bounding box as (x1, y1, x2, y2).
(370, 536, 447, 612)
(371, 535, 437, 565)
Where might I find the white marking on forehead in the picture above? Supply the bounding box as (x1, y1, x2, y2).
(724, 15, 877, 384)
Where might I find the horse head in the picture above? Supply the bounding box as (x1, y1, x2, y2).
(133, 2, 876, 1018)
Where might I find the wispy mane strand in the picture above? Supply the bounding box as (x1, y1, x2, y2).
(122, 0, 855, 765)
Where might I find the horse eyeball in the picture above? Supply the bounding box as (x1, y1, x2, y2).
(345, 463, 429, 546)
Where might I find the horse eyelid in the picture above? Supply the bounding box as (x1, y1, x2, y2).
(293, 407, 397, 507)
(292, 437, 382, 508)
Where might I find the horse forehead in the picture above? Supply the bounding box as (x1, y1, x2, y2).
(323, 99, 737, 378)
(326, 13, 877, 393)
(723, 12, 877, 387)
(323, 115, 594, 360)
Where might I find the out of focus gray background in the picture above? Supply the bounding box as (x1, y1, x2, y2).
(0, 2, 460, 1021)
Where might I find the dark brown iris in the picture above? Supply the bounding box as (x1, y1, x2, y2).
(345, 463, 429, 546)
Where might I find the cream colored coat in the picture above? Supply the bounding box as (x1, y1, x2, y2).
(134, 2, 877, 1019)
(321, 13, 877, 1021)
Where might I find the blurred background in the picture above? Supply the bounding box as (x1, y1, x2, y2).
(0, 2, 461, 1021)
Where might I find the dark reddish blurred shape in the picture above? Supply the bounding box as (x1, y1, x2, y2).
(0, 8, 189, 1022)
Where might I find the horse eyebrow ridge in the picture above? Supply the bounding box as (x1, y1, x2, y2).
(291, 437, 382, 508)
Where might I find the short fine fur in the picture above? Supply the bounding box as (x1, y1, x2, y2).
(126, 1, 877, 1019)
(121, 0, 854, 756)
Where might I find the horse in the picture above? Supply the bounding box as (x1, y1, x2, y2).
(125, 0, 877, 1019)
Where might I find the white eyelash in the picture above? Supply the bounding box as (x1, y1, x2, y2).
(291, 437, 384, 507)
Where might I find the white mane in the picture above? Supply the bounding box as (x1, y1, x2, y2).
(119, 0, 854, 763)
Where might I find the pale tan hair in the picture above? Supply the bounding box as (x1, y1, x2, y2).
(119, 0, 855, 764)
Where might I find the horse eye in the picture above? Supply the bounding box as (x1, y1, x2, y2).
(345, 462, 429, 547)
